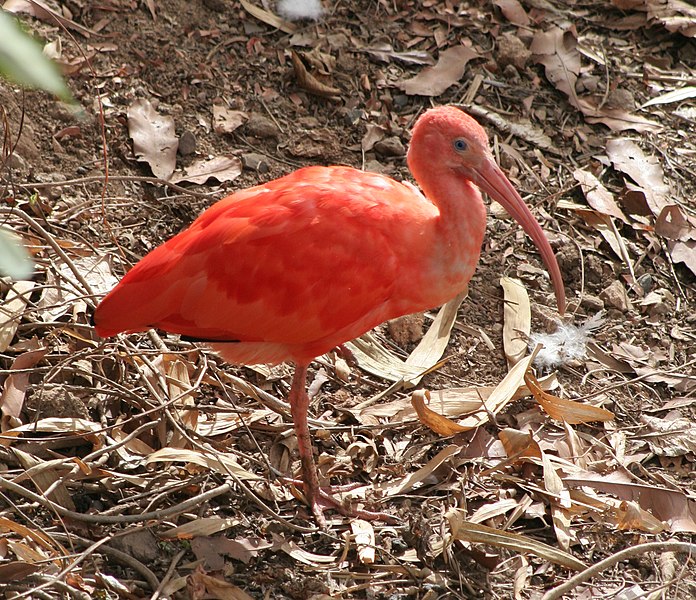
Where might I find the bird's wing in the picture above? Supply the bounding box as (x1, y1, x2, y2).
(94, 167, 437, 349)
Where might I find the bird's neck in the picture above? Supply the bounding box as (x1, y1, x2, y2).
(416, 170, 488, 304)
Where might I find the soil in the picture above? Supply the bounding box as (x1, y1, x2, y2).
(1, 1, 695, 599)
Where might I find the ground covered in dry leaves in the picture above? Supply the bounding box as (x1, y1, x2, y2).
(1, 0, 695, 598)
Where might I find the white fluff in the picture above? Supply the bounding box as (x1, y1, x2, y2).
(277, 0, 323, 21)
(529, 312, 605, 370)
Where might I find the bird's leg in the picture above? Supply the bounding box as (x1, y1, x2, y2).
(287, 363, 396, 527)
(287, 362, 327, 527)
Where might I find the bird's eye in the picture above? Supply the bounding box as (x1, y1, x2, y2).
(453, 138, 468, 152)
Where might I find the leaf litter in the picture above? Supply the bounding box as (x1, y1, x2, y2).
(0, 0, 695, 598)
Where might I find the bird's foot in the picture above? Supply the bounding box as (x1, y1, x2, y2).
(283, 477, 397, 527)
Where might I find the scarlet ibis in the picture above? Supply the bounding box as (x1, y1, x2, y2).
(94, 106, 565, 526)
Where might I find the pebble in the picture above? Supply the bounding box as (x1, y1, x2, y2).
(600, 280, 632, 311)
(374, 136, 405, 157)
(178, 130, 197, 156)
(245, 113, 279, 139)
(242, 152, 269, 173)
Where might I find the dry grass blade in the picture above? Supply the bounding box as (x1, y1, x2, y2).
(145, 447, 262, 481)
(161, 517, 243, 539)
(501, 277, 530, 370)
(445, 508, 587, 571)
(376, 445, 459, 496)
(0, 281, 34, 352)
(347, 294, 464, 385)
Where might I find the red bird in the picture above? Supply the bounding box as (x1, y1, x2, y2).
(94, 106, 565, 525)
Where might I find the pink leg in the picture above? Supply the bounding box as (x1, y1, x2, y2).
(287, 363, 326, 526)
(287, 363, 396, 527)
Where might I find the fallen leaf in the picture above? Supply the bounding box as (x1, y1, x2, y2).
(0, 348, 48, 428)
(212, 106, 248, 135)
(411, 390, 471, 436)
(240, 0, 296, 34)
(127, 98, 178, 180)
(397, 46, 478, 96)
(606, 138, 671, 216)
(445, 509, 587, 570)
(364, 44, 435, 65)
(290, 50, 340, 97)
(171, 155, 242, 185)
(493, 0, 531, 26)
(573, 168, 628, 222)
(641, 85, 696, 108)
(0, 281, 35, 352)
(501, 277, 530, 370)
(351, 519, 375, 564)
(525, 369, 615, 424)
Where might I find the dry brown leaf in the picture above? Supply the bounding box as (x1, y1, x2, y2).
(573, 168, 628, 223)
(531, 28, 660, 132)
(445, 508, 587, 571)
(363, 44, 435, 66)
(606, 138, 671, 216)
(127, 98, 178, 180)
(647, 0, 696, 37)
(616, 500, 668, 533)
(145, 448, 262, 481)
(493, 0, 530, 26)
(397, 46, 478, 96)
(171, 155, 242, 185)
(290, 51, 340, 97)
(11, 449, 76, 511)
(563, 473, 696, 534)
(525, 370, 615, 424)
(499, 428, 542, 460)
(277, 536, 338, 566)
(212, 106, 248, 135)
(0, 281, 35, 352)
(351, 519, 375, 565)
(0, 348, 48, 429)
(411, 390, 471, 436)
(639, 414, 696, 456)
(669, 239, 696, 277)
(501, 277, 530, 370)
(189, 570, 255, 600)
(376, 445, 459, 496)
(239, 0, 296, 34)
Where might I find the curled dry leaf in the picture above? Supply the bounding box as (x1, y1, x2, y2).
(351, 519, 375, 564)
(411, 389, 471, 436)
(127, 98, 178, 180)
(0, 280, 35, 352)
(525, 369, 615, 424)
(397, 45, 479, 96)
(573, 168, 628, 223)
(499, 428, 542, 460)
(0, 348, 48, 428)
(290, 50, 340, 97)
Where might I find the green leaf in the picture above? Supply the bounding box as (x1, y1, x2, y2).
(0, 228, 34, 280)
(0, 9, 74, 103)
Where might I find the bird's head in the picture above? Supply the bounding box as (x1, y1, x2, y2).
(408, 106, 566, 315)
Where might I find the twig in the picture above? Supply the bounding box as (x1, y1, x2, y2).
(541, 541, 696, 600)
(0, 475, 234, 524)
(150, 549, 185, 600)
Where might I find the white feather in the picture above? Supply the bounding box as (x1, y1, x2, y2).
(277, 0, 324, 21)
(529, 312, 605, 370)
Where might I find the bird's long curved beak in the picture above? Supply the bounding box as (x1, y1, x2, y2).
(475, 157, 566, 315)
